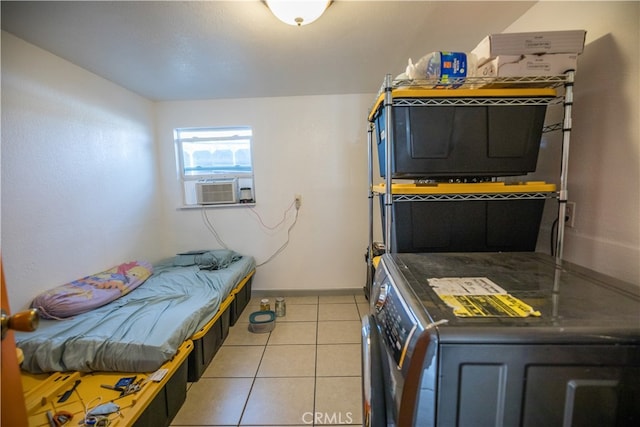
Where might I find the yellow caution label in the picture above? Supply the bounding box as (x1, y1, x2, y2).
(438, 294, 541, 318)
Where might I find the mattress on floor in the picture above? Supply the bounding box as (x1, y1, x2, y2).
(16, 251, 255, 374)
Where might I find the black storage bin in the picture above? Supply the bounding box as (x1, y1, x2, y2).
(378, 183, 554, 253)
(373, 90, 553, 179)
(231, 274, 253, 326)
(165, 359, 189, 422)
(132, 356, 188, 427)
(187, 301, 231, 381)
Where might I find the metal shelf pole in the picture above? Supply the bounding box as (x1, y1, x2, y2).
(555, 71, 575, 264)
(383, 74, 393, 253)
(369, 74, 569, 262)
(366, 123, 374, 296)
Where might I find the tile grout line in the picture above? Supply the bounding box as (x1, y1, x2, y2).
(235, 324, 271, 427)
(176, 296, 364, 426)
(313, 297, 320, 427)
(247, 297, 321, 426)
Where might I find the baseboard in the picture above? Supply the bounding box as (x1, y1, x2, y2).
(251, 287, 365, 298)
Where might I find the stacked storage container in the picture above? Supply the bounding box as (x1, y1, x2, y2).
(369, 30, 585, 254)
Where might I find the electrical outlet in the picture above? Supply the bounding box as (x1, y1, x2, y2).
(565, 201, 576, 228)
(295, 194, 302, 209)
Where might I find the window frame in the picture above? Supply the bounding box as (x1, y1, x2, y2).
(174, 126, 255, 207)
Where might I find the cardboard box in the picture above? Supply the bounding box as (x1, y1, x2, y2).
(472, 30, 586, 65)
(477, 53, 578, 77)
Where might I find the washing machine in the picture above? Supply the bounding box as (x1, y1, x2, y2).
(361, 252, 640, 426)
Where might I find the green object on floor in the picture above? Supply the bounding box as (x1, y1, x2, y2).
(248, 310, 276, 333)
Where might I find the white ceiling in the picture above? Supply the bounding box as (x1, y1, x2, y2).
(1, 1, 536, 101)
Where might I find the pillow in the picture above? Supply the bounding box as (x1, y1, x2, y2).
(30, 261, 153, 319)
(173, 250, 207, 267)
(174, 249, 241, 270)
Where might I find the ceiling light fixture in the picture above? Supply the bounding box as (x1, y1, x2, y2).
(266, 1, 331, 27)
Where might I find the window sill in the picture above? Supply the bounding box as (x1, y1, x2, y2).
(177, 203, 256, 210)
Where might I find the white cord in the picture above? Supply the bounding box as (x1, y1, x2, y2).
(201, 208, 229, 249)
(248, 199, 296, 231)
(256, 207, 299, 267)
(200, 199, 300, 266)
(81, 396, 102, 426)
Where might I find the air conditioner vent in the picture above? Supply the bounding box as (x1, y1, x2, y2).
(196, 180, 237, 205)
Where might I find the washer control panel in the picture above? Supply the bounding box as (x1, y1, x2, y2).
(373, 264, 418, 369)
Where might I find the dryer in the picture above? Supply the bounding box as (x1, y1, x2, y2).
(361, 252, 640, 427)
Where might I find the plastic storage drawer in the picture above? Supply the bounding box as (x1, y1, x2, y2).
(376, 182, 555, 253)
(370, 88, 556, 179)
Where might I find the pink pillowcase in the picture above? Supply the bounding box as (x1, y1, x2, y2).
(31, 261, 153, 319)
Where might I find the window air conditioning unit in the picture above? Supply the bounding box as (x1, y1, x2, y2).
(196, 179, 237, 205)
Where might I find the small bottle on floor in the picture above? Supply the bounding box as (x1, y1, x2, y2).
(275, 297, 286, 317)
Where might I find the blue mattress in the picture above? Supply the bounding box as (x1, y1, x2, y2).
(16, 250, 255, 374)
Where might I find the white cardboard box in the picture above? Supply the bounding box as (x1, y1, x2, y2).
(472, 30, 586, 65)
(476, 54, 579, 77)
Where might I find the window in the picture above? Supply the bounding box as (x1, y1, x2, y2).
(174, 126, 255, 206)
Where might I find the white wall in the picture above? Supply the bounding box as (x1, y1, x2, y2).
(1, 32, 164, 310)
(1, 1, 637, 316)
(155, 94, 372, 293)
(513, 2, 640, 284)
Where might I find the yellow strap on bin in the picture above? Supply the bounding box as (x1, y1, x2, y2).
(373, 181, 556, 195)
(368, 87, 557, 122)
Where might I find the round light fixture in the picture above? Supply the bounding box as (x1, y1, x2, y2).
(266, 1, 331, 27)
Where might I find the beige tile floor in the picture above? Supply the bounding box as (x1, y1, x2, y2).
(171, 293, 369, 427)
